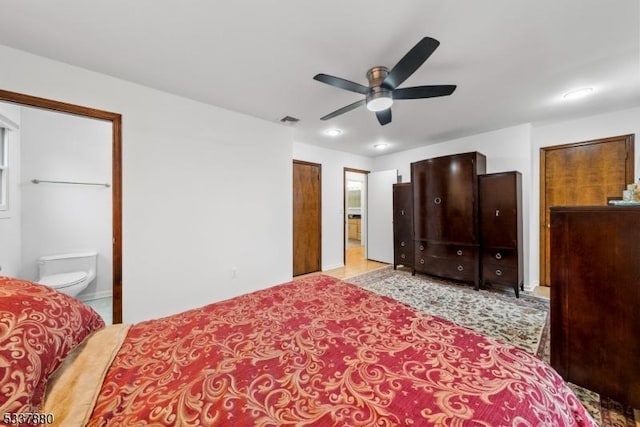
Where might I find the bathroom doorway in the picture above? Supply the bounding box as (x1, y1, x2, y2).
(0, 90, 122, 323)
(343, 168, 368, 266)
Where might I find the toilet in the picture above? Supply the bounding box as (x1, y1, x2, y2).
(37, 251, 98, 297)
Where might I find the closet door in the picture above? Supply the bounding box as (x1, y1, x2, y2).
(367, 169, 397, 264)
(293, 160, 321, 276)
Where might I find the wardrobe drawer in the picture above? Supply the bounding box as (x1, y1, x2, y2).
(395, 247, 414, 267)
(482, 264, 517, 283)
(417, 256, 475, 281)
(482, 248, 517, 266)
(415, 241, 476, 261)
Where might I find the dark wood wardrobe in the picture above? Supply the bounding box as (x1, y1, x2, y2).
(411, 152, 486, 288)
(392, 183, 413, 269)
(479, 171, 523, 297)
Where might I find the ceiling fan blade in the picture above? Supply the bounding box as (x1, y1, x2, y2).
(383, 37, 440, 89)
(393, 85, 456, 100)
(313, 74, 370, 95)
(320, 99, 366, 120)
(376, 108, 392, 126)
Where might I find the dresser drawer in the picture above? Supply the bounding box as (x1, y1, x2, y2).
(395, 247, 414, 267)
(482, 264, 517, 283)
(482, 248, 517, 266)
(431, 258, 476, 281)
(415, 241, 476, 261)
(415, 255, 475, 281)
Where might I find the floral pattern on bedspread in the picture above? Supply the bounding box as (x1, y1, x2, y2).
(88, 275, 595, 426)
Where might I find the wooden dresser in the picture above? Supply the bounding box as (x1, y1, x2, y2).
(393, 183, 413, 269)
(550, 206, 640, 407)
(411, 152, 486, 289)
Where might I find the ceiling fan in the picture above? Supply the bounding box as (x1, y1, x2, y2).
(313, 37, 456, 126)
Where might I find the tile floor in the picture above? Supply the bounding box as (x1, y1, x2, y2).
(84, 296, 113, 325)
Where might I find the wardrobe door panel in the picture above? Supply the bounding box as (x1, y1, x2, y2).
(393, 183, 414, 269)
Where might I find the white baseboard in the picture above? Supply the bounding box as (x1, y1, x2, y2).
(524, 280, 539, 293)
(322, 263, 344, 271)
(80, 290, 112, 302)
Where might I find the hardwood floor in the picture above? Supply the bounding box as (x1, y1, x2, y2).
(533, 285, 550, 298)
(295, 245, 388, 281)
(326, 246, 388, 279)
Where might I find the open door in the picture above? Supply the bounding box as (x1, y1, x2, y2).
(367, 169, 397, 264)
(344, 169, 368, 266)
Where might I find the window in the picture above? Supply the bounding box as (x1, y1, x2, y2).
(0, 127, 7, 211)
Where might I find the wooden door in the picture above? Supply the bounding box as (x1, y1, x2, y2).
(293, 160, 321, 276)
(540, 134, 634, 286)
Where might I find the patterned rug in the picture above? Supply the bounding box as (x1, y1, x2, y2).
(346, 266, 639, 427)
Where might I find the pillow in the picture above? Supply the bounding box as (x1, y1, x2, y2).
(0, 276, 105, 414)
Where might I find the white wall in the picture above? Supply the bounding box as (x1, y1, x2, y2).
(19, 107, 112, 301)
(293, 142, 373, 270)
(0, 44, 293, 323)
(374, 109, 640, 289)
(529, 106, 640, 286)
(0, 103, 21, 277)
(374, 124, 534, 287)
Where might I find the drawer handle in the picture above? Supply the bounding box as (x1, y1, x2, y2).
(401, 241, 405, 247)
(457, 265, 464, 271)
(401, 254, 405, 259)
(495, 253, 502, 260)
(434, 197, 442, 205)
(495, 269, 502, 276)
(401, 209, 405, 216)
(419, 245, 424, 251)
(420, 259, 425, 264)
(456, 249, 463, 256)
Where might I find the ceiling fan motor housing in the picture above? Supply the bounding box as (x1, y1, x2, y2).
(366, 66, 390, 87)
(366, 66, 393, 111)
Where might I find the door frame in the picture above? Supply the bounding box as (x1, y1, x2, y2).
(293, 160, 322, 276)
(539, 134, 634, 286)
(0, 89, 123, 323)
(343, 167, 369, 265)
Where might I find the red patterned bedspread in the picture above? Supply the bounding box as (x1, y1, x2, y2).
(88, 275, 595, 426)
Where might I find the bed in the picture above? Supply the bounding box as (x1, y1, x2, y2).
(1, 274, 595, 426)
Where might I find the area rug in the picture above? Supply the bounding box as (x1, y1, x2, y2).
(346, 266, 638, 427)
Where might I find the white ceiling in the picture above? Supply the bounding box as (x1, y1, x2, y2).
(1, 0, 639, 157)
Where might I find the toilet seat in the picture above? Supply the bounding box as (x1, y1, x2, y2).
(39, 271, 87, 290)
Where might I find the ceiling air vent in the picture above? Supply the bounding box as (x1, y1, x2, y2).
(280, 116, 300, 125)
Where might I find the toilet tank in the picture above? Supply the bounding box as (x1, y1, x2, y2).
(37, 251, 98, 279)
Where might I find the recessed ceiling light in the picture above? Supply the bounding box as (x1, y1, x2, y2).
(563, 87, 594, 100)
(324, 128, 343, 137)
(373, 143, 389, 150)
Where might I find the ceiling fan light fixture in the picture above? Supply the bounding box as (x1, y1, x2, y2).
(563, 87, 594, 100)
(324, 128, 343, 137)
(366, 88, 393, 112)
